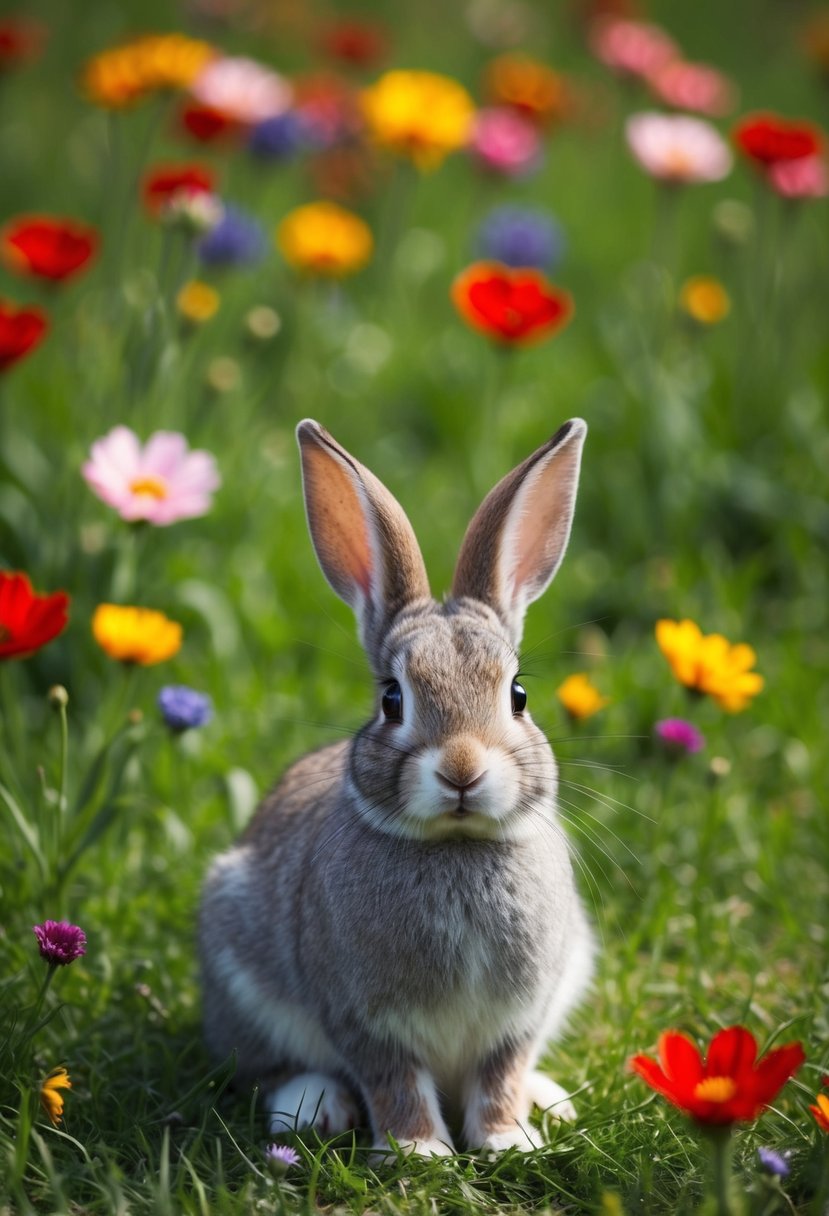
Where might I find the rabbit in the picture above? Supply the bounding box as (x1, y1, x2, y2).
(198, 417, 595, 1156)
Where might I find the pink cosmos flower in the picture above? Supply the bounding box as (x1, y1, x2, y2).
(469, 106, 542, 176)
(589, 17, 678, 80)
(191, 56, 293, 125)
(83, 426, 220, 525)
(625, 112, 732, 183)
(647, 60, 736, 118)
(654, 717, 705, 755)
(766, 154, 829, 199)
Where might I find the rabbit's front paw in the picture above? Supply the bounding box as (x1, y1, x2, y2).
(527, 1071, 576, 1122)
(265, 1072, 360, 1136)
(478, 1123, 543, 1153)
(370, 1135, 455, 1162)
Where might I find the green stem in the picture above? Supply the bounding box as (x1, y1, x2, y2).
(20, 963, 57, 1043)
(708, 1130, 735, 1216)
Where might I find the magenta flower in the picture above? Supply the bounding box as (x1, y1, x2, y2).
(654, 717, 705, 756)
(83, 426, 220, 526)
(625, 113, 732, 184)
(33, 920, 87, 966)
(647, 60, 736, 118)
(469, 107, 542, 178)
(589, 17, 678, 80)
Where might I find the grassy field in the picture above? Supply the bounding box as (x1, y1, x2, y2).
(1, 0, 828, 1212)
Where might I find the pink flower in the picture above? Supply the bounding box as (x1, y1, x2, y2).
(625, 112, 732, 183)
(469, 106, 542, 177)
(647, 60, 736, 118)
(191, 56, 292, 125)
(766, 154, 829, 199)
(83, 426, 220, 525)
(33, 920, 87, 966)
(654, 717, 705, 755)
(590, 17, 678, 80)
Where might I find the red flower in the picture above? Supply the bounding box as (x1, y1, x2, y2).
(451, 262, 573, 346)
(1, 216, 98, 282)
(317, 19, 389, 68)
(176, 101, 238, 144)
(0, 571, 69, 660)
(734, 112, 824, 166)
(0, 17, 47, 70)
(142, 163, 216, 217)
(630, 1027, 805, 1126)
(0, 300, 48, 371)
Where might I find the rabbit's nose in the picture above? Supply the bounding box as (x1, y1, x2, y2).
(436, 768, 488, 795)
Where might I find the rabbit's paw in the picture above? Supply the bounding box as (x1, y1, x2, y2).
(370, 1136, 455, 1163)
(478, 1123, 543, 1154)
(265, 1072, 360, 1136)
(527, 1071, 576, 1122)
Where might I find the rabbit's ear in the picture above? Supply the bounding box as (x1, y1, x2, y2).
(297, 420, 431, 652)
(452, 419, 587, 647)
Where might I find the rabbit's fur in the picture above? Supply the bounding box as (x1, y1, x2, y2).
(199, 419, 595, 1155)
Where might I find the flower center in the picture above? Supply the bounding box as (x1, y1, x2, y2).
(693, 1076, 737, 1103)
(129, 476, 168, 500)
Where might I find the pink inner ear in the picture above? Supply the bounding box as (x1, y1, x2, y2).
(303, 444, 374, 605)
(503, 461, 578, 608)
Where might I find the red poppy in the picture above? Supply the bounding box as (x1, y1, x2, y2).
(176, 100, 238, 144)
(1, 216, 98, 283)
(451, 262, 573, 346)
(0, 17, 47, 70)
(734, 112, 823, 166)
(0, 571, 69, 660)
(630, 1026, 805, 1126)
(142, 163, 216, 217)
(317, 19, 388, 68)
(0, 300, 48, 371)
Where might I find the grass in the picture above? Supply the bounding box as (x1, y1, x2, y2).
(1, 0, 828, 1212)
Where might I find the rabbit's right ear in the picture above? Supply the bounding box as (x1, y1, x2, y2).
(296, 421, 431, 654)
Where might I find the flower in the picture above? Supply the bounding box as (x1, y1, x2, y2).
(361, 70, 475, 170)
(82, 34, 216, 109)
(177, 280, 220, 324)
(176, 100, 239, 143)
(766, 154, 829, 199)
(0, 17, 47, 70)
(811, 1092, 829, 1132)
(0, 571, 69, 660)
(476, 206, 564, 270)
(277, 201, 372, 277)
(733, 112, 823, 167)
(451, 261, 573, 346)
(656, 618, 764, 712)
(294, 73, 362, 150)
(191, 55, 292, 125)
(40, 1068, 71, 1125)
(630, 1027, 805, 1125)
(142, 163, 216, 219)
(248, 112, 308, 160)
(0, 300, 48, 371)
(1, 216, 98, 282)
(83, 425, 220, 526)
(469, 106, 542, 177)
(33, 921, 87, 966)
(625, 113, 732, 184)
(647, 60, 736, 117)
(92, 605, 183, 665)
(557, 673, 610, 719)
(265, 1143, 300, 1173)
(483, 53, 568, 127)
(589, 17, 678, 79)
(654, 717, 705, 755)
(246, 306, 281, 340)
(757, 1147, 791, 1177)
(158, 685, 213, 732)
(317, 18, 388, 69)
(197, 205, 267, 267)
(679, 276, 731, 325)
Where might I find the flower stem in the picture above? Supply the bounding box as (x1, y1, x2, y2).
(708, 1130, 736, 1216)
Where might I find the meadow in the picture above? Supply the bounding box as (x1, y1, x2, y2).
(1, 0, 828, 1212)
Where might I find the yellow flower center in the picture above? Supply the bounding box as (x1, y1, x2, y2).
(693, 1076, 737, 1103)
(129, 476, 168, 500)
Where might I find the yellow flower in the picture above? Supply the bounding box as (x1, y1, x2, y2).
(82, 34, 216, 109)
(361, 70, 475, 170)
(655, 618, 764, 712)
(92, 604, 183, 665)
(277, 201, 373, 277)
(557, 673, 610, 720)
(679, 276, 731, 325)
(485, 54, 569, 127)
(177, 280, 220, 324)
(40, 1067, 71, 1126)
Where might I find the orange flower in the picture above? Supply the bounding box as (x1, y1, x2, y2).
(811, 1092, 829, 1132)
(82, 34, 216, 109)
(452, 262, 572, 346)
(277, 201, 372, 276)
(484, 54, 568, 127)
(92, 604, 182, 665)
(361, 70, 475, 169)
(40, 1067, 72, 1125)
(557, 673, 610, 719)
(679, 276, 731, 325)
(656, 618, 763, 712)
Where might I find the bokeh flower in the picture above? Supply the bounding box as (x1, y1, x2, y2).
(92, 605, 183, 666)
(277, 201, 372, 276)
(630, 1026, 805, 1125)
(0, 300, 48, 371)
(317, 18, 388, 69)
(361, 69, 475, 169)
(679, 276, 731, 325)
(811, 1092, 829, 1132)
(647, 60, 736, 117)
(589, 17, 678, 80)
(0, 571, 69, 660)
(733, 112, 823, 167)
(191, 55, 292, 124)
(248, 111, 308, 160)
(469, 106, 542, 177)
(625, 113, 732, 183)
(142, 163, 216, 219)
(557, 673, 610, 719)
(177, 280, 220, 324)
(40, 1067, 71, 1126)
(176, 100, 239, 144)
(766, 154, 829, 199)
(0, 16, 47, 70)
(656, 618, 764, 712)
(1, 216, 98, 283)
(483, 53, 568, 127)
(159, 685, 213, 732)
(82, 34, 216, 109)
(197, 205, 267, 267)
(83, 426, 220, 526)
(33, 920, 87, 966)
(476, 205, 564, 270)
(654, 717, 705, 756)
(757, 1147, 791, 1177)
(452, 261, 572, 346)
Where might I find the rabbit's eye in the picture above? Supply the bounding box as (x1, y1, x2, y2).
(511, 679, 527, 714)
(382, 680, 403, 722)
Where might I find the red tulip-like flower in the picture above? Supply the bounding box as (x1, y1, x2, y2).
(0, 571, 69, 659)
(0, 300, 48, 371)
(451, 262, 573, 346)
(176, 101, 238, 144)
(1, 216, 98, 282)
(142, 163, 216, 217)
(734, 112, 824, 167)
(630, 1026, 805, 1126)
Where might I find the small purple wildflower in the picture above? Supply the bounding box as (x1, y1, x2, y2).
(654, 717, 705, 756)
(476, 206, 565, 271)
(33, 921, 87, 966)
(757, 1147, 791, 1178)
(158, 685, 213, 733)
(265, 1143, 300, 1174)
(249, 112, 309, 160)
(197, 204, 267, 267)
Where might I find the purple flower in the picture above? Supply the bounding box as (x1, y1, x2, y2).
(249, 112, 309, 160)
(476, 206, 565, 271)
(158, 685, 213, 732)
(757, 1147, 791, 1178)
(33, 921, 87, 966)
(654, 717, 705, 756)
(265, 1143, 300, 1173)
(197, 205, 267, 267)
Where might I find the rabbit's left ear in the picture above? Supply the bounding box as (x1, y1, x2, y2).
(452, 419, 587, 648)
